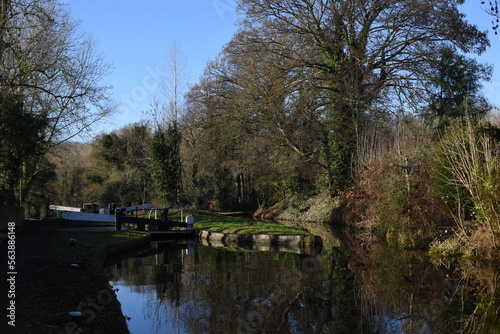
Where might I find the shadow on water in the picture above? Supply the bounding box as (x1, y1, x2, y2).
(104, 230, 499, 334)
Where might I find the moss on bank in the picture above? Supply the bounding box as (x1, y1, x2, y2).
(253, 193, 346, 225)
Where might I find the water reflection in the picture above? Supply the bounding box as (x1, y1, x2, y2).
(105, 236, 499, 334)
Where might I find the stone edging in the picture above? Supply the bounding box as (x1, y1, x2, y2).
(196, 229, 322, 254)
(99, 230, 323, 257)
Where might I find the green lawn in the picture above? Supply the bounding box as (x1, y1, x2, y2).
(134, 209, 312, 236)
(191, 212, 312, 236)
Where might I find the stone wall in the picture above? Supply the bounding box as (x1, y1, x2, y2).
(197, 229, 322, 255)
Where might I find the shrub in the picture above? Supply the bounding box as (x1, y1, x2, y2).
(433, 117, 500, 250)
(208, 200, 221, 211)
(344, 151, 449, 248)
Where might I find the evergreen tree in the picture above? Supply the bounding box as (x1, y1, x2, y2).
(93, 124, 154, 205)
(428, 47, 492, 130)
(150, 122, 182, 206)
(0, 90, 46, 205)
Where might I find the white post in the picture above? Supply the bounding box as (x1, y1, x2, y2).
(185, 215, 195, 231)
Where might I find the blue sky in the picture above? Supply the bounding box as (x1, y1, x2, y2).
(67, 0, 500, 134)
(68, 0, 240, 132)
(461, 1, 500, 112)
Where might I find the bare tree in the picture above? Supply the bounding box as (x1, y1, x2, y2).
(481, 0, 500, 34)
(156, 39, 190, 125)
(0, 0, 114, 205)
(146, 41, 189, 205)
(435, 115, 500, 248)
(1, 0, 114, 141)
(238, 0, 490, 193)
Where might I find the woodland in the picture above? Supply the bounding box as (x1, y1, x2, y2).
(1, 0, 500, 257)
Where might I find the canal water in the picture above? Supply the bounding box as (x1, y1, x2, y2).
(104, 232, 499, 334)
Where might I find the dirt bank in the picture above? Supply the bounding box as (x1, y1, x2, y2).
(253, 193, 346, 225)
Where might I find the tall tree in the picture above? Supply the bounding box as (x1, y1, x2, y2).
(94, 124, 154, 205)
(147, 40, 188, 205)
(427, 46, 492, 130)
(238, 0, 489, 193)
(150, 122, 182, 206)
(0, 0, 114, 205)
(151, 40, 190, 126)
(0, 90, 45, 205)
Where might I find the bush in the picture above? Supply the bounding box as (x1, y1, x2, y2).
(433, 117, 500, 250)
(344, 116, 450, 247)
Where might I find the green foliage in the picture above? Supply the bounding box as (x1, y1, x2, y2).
(319, 88, 361, 195)
(433, 118, 500, 228)
(0, 90, 46, 205)
(427, 47, 492, 130)
(96, 133, 125, 169)
(93, 123, 155, 206)
(150, 122, 181, 206)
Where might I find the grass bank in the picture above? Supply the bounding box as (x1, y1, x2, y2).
(137, 209, 312, 235)
(190, 211, 313, 236)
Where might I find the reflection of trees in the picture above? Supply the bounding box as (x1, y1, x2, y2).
(106, 239, 499, 334)
(433, 260, 500, 334)
(346, 234, 500, 334)
(107, 245, 187, 332)
(152, 250, 183, 301)
(325, 247, 366, 333)
(180, 247, 331, 333)
(363, 249, 447, 333)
